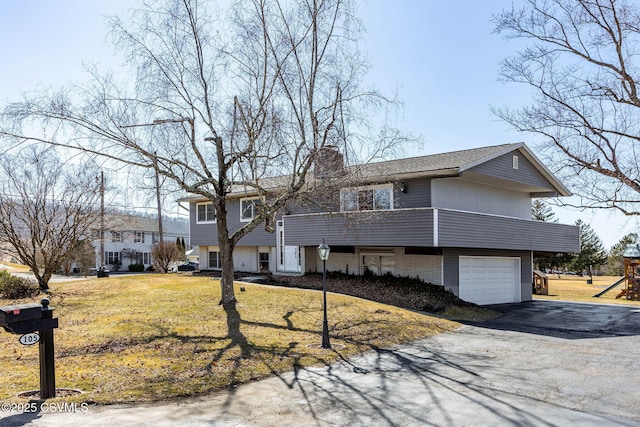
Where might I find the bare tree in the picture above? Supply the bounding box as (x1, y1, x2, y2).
(493, 0, 640, 215)
(0, 147, 102, 290)
(151, 241, 182, 273)
(0, 0, 403, 308)
(73, 239, 98, 277)
(121, 248, 139, 267)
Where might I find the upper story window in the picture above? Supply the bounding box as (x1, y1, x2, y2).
(340, 185, 393, 212)
(134, 231, 145, 243)
(111, 231, 123, 242)
(196, 202, 216, 223)
(241, 197, 263, 222)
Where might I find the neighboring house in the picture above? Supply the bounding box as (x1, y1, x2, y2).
(182, 143, 580, 305)
(92, 215, 189, 271)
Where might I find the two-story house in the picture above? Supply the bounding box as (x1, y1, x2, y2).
(93, 215, 189, 271)
(184, 143, 580, 305)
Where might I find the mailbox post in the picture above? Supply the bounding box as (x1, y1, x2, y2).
(39, 299, 56, 398)
(0, 298, 59, 399)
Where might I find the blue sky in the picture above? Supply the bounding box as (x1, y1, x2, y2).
(0, 0, 634, 249)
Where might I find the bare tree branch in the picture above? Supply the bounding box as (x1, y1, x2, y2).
(493, 0, 640, 215)
(0, 147, 102, 290)
(0, 0, 407, 307)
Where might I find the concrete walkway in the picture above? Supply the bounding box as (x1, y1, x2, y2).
(2, 301, 639, 426)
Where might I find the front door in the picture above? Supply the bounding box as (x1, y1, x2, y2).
(277, 220, 301, 273)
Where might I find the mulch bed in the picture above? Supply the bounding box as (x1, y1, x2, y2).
(193, 270, 477, 315)
(274, 273, 476, 314)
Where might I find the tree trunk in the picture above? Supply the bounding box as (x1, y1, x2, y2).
(38, 276, 50, 291)
(219, 240, 236, 309)
(216, 205, 237, 310)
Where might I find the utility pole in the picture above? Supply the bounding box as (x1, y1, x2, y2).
(120, 117, 194, 271)
(153, 152, 164, 255)
(100, 171, 105, 270)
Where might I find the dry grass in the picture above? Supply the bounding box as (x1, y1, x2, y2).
(0, 262, 30, 272)
(0, 275, 458, 404)
(535, 274, 640, 306)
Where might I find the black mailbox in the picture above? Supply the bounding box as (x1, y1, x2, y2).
(0, 301, 59, 335)
(0, 303, 43, 327)
(0, 298, 58, 399)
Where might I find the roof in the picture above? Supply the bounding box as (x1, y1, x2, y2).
(623, 244, 640, 258)
(179, 142, 571, 201)
(346, 142, 571, 196)
(357, 143, 518, 177)
(99, 213, 188, 235)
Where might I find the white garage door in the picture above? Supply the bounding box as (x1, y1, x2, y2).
(459, 256, 521, 305)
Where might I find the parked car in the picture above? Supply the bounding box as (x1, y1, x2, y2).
(177, 262, 198, 271)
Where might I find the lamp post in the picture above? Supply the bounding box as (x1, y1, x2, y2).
(317, 239, 331, 349)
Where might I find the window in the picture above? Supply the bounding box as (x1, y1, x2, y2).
(241, 197, 262, 221)
(513, 155, 519, 170)
(134, 231, 145, 243)
(209, 251, 221, 269)
(111, 231, 122, 242)
(340, 185, 393, 211)
(197, 203, 216, 223)
(106, 251, 120, 265)
(259, 252, 270, 271)
(374, 188, 391, 209)
(362, 254, 395, 276)
(134, 252, 151, 265)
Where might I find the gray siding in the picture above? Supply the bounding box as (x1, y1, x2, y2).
(469, 151, 552, 190)
(284, 208, 579, 253)
(189, 200, 277, 247)
(284, 209, 435, 247)
(431, 178, 531, 218)
(395, 177, 432, 208)
(443, 248, 533, 301)
(193, 202, 579, 255)
(437, 209, 580, 253)
(189, 202, 217, 247)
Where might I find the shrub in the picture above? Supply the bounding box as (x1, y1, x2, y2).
(0, 271, 39, 299)
(128, 263, 145, 272)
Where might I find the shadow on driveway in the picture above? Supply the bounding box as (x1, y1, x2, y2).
(467, 300, 640, 339)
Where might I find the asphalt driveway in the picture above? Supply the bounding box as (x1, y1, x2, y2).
(481, 299, 640, 338)
(2, 300, 640, 426)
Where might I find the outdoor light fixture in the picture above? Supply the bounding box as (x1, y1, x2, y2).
(400, 181, 407, 193)
(317, 239, 331, 349)
(318, 240, 330, 261)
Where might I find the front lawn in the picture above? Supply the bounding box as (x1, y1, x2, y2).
(0, 275, 458, 404)
(535, 274, 640, 305)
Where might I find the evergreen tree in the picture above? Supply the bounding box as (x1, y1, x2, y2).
(572, 220, 608, 275)
(607, 233, 637, 276)
(176, 237, 187, 261)
(532, 199, 558, 222)
(532, 200, 569, 271)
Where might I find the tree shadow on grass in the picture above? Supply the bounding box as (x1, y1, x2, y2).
(204, 305, 252, 375)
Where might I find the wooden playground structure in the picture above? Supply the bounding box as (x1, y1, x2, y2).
(594, 253, 640, 300)
(618, 257, 640, 300)
(533, 270, 549, 295)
